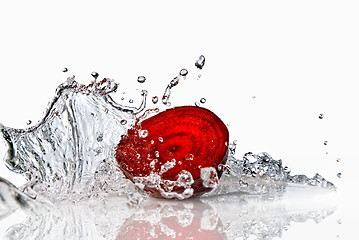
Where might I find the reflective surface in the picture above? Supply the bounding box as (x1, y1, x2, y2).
(1, 183, 338, 240)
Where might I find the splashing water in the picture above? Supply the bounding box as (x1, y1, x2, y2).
(0, 77, 147, 203)
(0, 72, 335, 211)
(0, 70, 339, 239)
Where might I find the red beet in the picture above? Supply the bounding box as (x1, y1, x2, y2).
(115, 106, 229, 198)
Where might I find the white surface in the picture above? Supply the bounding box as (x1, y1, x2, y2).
(0, 0, 358, 239)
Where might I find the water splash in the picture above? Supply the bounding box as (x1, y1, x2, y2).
(0, 77, 147, 202)
(0, 74, 335, 205)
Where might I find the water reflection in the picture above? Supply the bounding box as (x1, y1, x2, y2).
(1, 182, 336, 240)
(116, 199, 225, 239)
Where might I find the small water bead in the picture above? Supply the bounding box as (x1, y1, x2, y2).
(26, 120, 32, 125)
(324, 141, 328, 145)
(179, 68, 188, 76)
(336, 158, 340, 163)
(91, 72, 99, 80)
(200, 167, 219, 188)
(139, 130, 148, 138)
(152, 96, 158, 104)
(158, 137, 164, 142)
(150, 159, 158, 169)
(129, 99, 134, 103)
(319, 113, 324, 119)
(228, 140, 237, 155)
(97, 134, 103, 142)
(120, 119, 127, 125)
(185, 154, 194, 161)
(159, 159, 176, 175)
(177, 170, 194, 188)
(141, 90, 148, 96)
(162, 76, 180, 106)
(195, 102, 200, 107)
(337, 173, 342, 178)
(195, 55, 205, 69)
(62, 67, 68, 73)
(137, 76, 146, 83)
(200, 98, 206, 104)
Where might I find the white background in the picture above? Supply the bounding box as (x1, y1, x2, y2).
(0, 1, 358, 239)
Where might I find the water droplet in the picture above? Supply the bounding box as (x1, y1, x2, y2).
(324, 141, 328, 145)
(159, 159, 176, 175)
(229, 140, 237, 155)
(195, 101, 200, 107)
(150, 159, 158, 169)
(336, 158, 340, 163)
(319, 113, 324, 119)
(137, 76, 146, 83)
(97, 134, 103, 142)
(152, 96, 158, 104)
(121, 97, 124, 101)
(140, 90, 147, 96)
(179, 68, 188, 76)
(120, 119, 127, 125)
(139, 130, 148, 138)
(195, 55, 205, 69)
(185, 154, 194, 161)
(252, 96, 256, 99)
(200, 98, 206, 104)
(158, 137, 164, 143)
(129, 99, 134, 103)
(62, 67, 68, 73)
(337, 173, 342, 178)
(26, 120, 32, 125)
(91, 71, 99, 80)
(154, 151, 160, 158)
(201, 167, 219, 188)
(162, 76, 180, 106)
